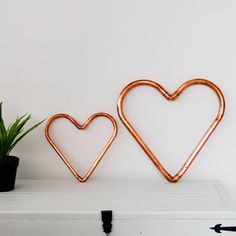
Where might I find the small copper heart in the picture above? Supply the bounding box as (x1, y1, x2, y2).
(45, 113, 118, 182)
(117, 79, 225, 183)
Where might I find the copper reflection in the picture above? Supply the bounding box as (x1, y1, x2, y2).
(45, 113, 118, 182)
(117, 79, 225, 183)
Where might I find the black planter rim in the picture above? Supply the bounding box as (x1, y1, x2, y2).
(0, 156, 19, 166)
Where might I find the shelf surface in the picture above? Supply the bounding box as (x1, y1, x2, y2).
(0, 180, 235, 219)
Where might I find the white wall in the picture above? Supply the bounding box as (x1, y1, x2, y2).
(1, 0, 236, 202)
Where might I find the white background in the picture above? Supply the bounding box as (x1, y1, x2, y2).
(0, 1, 236, 202)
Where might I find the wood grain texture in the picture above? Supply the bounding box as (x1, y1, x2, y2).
(0, 180, 234, 219)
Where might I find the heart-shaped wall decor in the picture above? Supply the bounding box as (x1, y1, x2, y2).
(45, 113, 118, 182)
(117, 79, 225, 183)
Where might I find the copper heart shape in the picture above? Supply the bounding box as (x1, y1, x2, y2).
(45, 113, 118, 182)
(117, 79, 225, 183)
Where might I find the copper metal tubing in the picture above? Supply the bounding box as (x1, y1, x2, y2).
(117, 79, 225, 183)
(45, 113, 118, 182)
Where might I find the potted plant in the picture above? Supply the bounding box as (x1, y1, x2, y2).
(0, 102, 44, 192)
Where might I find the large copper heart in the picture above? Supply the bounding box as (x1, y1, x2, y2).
(45, 113, 118, 182)
(117, 79, 225, 183)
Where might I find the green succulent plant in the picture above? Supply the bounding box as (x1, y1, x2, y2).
(0, 102, 44, 159)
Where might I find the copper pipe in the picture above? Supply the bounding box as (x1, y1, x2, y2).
(45, 113, 118, 182)
(117, 79, 225, 183)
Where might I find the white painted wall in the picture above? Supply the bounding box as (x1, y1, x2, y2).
(0, 1, 236, 202)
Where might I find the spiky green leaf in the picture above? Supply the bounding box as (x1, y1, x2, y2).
(0, 103, 44, 159)
(7, 119, 45, 155)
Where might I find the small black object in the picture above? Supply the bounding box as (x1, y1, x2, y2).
(0, 156, 19, 192)
(101, 210, 112, 235)
(210, 224, 236, 233)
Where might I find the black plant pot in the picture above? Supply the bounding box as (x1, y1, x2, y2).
(0, 156, 19, 192)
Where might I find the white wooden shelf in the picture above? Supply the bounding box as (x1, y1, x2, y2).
(0, 180, 235, 236)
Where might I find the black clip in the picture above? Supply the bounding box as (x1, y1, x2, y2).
(101, 210, 113, 235)
(210, 224, 236, 233)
